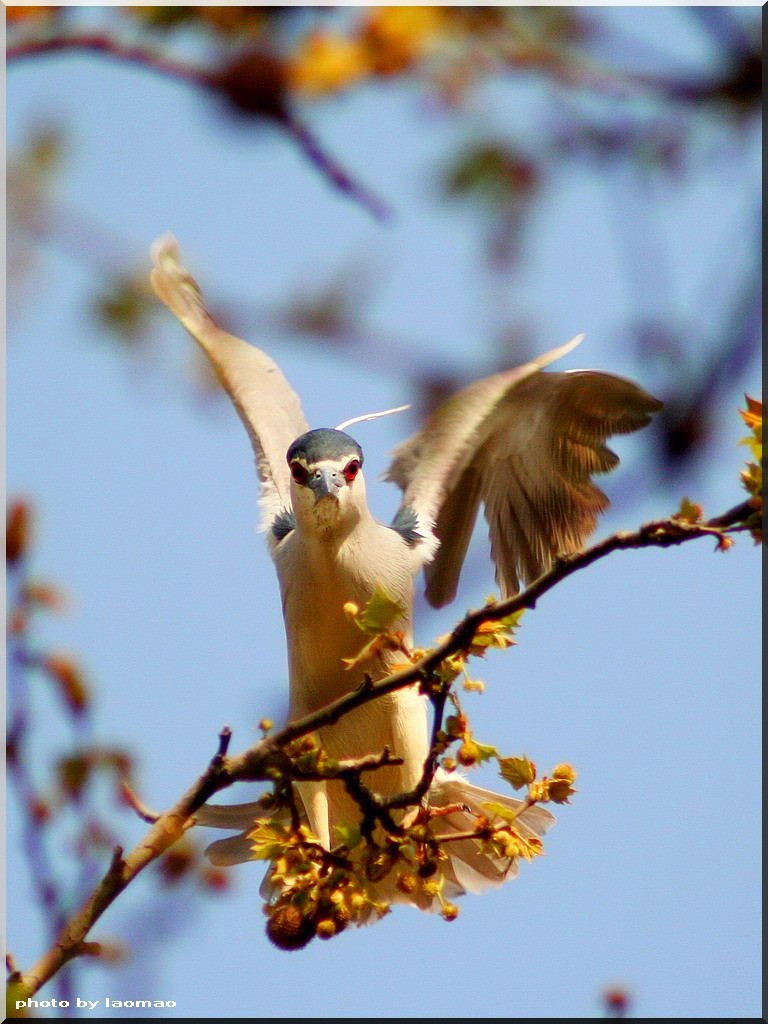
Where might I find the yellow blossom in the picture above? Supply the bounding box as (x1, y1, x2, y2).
(363, 6, 446, 75)
(290, 32, 370, 96)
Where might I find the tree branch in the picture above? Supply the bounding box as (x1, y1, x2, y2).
(6, 34, 391, 222)
(6, 33, 213, 88)
(383, 686, 451, 814)
(11, 497, 755, 998)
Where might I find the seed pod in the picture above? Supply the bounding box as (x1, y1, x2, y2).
(331, 903, 351, 932)
(266, 904, 316, 951)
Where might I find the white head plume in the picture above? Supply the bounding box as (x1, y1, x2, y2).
(335, 404, 411, 432)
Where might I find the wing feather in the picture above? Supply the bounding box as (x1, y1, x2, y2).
(150, 235, 308, 531)
(386, 335, 584, 531)
(423, 465, 483, 608)
(482, 369, 661, 596)
(386, 337, 662, 605)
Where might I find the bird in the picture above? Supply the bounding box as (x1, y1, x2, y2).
(149, 234, 662, 914)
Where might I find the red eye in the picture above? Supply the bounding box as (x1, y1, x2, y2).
(344, 460, 360, 483)
(290, 462, 308, 485)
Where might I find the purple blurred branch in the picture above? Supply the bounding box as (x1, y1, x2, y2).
(6, 33, 391, 222)
(7, 566, 75, 1011)
(6, 33, 209, 86)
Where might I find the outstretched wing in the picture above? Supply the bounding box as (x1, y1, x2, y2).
(150, 235, 308, 534)
(385, 335, 662, 606)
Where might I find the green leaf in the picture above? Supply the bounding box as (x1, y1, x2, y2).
(480, 801, 520, 824)
(247, 819, 290, 861)
(474, 741, 499, 763)
(674, 497, 703, 524)
(444, 145, 539, 208)
(498, 755, 537, 789)
(333, 824, 362, 850)
(496, 608, 525, 631)
(355, 585, 406, 636)
(470, 608, 524, 652)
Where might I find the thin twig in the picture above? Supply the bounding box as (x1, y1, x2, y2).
(6, 954, 21, 982)
(333, 749, 404, 777)
(281, 780, 302, 832)
(216, 725, 233, 759)
(119, 781, 160, 825)
(280, 116, 391, 222)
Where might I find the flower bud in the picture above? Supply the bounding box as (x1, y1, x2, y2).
(457, 741, 478, 766)
(440, 901, 459, 922)
(316, 919, 337, 940)
(396, 872, 418, 895)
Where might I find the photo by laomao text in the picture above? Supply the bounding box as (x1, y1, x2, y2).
(15, 997, 178, 1011)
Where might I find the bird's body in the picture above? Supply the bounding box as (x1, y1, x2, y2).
(276, 508, 427, 848)
(149, 235, 662, 911)
(277, 508, 415, 713)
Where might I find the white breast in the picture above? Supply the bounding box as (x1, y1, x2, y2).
(272, 517, 430, 844)
(274, 519, 416, 716)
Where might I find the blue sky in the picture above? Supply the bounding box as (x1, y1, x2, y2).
(6, 7, 761, 1019)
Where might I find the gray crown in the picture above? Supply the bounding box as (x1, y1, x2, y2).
(286, 428, 363, 466)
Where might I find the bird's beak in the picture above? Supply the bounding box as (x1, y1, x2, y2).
(307, 467, 343, 501)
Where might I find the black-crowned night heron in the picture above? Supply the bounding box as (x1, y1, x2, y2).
(150, 236, 661, 909)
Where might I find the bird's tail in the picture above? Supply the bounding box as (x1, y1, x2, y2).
(196, 798, 289, 869)
(418, 769, 555, 901)
(196, 771, 554, 916)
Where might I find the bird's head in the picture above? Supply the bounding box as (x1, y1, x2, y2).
(286, 428, 367, 537)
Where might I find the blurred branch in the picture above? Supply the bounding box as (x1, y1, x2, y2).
(6, 955, 22, 983)
(657, 252, 761, 472)
(6, 33, 211, 88)
(6, 34, 391, 221)
(7, 533, 76, 1009)
(9, 184, 451, 388)
(11, 495, 756, 999)
(6, 500, 234, 1012)
(689, 7, 757, 62)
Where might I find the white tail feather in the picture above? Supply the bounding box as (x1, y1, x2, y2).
(197, 769, 554, 916)
(196, 798, 281, 831)
(423, 770, 554, 900)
